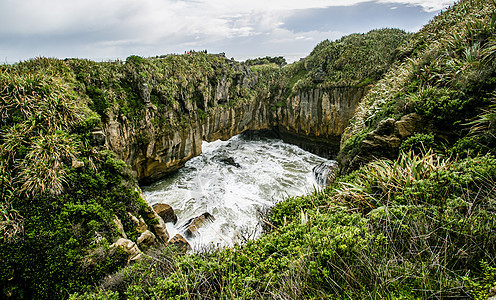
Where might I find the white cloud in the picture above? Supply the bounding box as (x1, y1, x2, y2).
(0, 0, 456, 62)
(377, 0, 455, 12)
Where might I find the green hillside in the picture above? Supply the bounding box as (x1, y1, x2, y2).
(79, 1, 496, 299)
(1, 0, 496, 298)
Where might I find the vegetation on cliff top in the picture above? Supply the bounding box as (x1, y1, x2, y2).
(72, 1, 496, 299)
(340, 0, 496, 169)
(2, 0, 496, 298)
(283, 28, 410, 92)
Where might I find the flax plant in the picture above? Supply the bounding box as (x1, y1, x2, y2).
(331, 150, 450, 211)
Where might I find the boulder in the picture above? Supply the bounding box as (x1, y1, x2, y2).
(113, 216, 127, 239)
(71, 158, 85, 169)
(152, 203, 178, 224)
(128, 213, 148, 233)
(394, 113, 422, 138)
(137, 188, 170, 242)
(110, 238, 141, 261)
(136, 230, 156, 246)
(343, 113, 424, 172)
(219, 156, 241, 168)
(168, 234, 192, 252)
(183, 212, 216, 237)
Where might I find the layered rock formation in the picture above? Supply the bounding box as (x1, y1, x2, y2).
(102, 85, 367, 182)
(97, 57, 369, 183)
(273, 86, 369, 157)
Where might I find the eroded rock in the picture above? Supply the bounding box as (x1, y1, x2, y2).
(219, 156, 241, 168)
(137, 230, 156, 246)
(152, 203, 178, 224)
(313, 161, 338, 187)
(137, 188, 170, 243)
(110, 238, 141, 261)
(128, 213, 148, 233)
(183, 212, 215, 238)
(113, 216, 127, 239)
(168, 234, 192, 252)
(343, 113, 424, 172)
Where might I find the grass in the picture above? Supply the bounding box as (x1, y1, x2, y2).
(71, 152, 496, 299)
(3, 1, 496, 298)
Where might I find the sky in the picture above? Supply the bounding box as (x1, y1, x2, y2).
(0, 0, 457, 64)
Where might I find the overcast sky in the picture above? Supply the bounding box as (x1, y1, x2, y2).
(0, 0, 456, 64)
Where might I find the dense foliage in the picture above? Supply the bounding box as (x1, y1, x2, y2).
(284, 28, 410, 91)
(341, 0, 496, 165)
(244, 56, 287, 67)
(2, 0, 496, 298)
(0, 58, 155, 299)
(75, 151, 496, 299)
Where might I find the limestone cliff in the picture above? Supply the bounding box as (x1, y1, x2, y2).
(272, 86, 370, 158)
(74, 29, 408, 183)
(96, 55, 273, 183)
(102, 84, 367, 182)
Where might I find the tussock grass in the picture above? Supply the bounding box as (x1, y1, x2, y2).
(331, 150, 450, 211)
(342, 0, 496, 161)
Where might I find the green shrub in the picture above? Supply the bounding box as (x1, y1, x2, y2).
(399, 133, 435, 153)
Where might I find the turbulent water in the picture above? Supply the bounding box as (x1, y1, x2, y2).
(142, 132, 333, 250)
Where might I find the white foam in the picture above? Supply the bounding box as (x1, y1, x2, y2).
(142, 133, 334, 250)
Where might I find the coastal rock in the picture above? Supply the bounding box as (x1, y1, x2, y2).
(394, 113, 422, 138)
(136, 230, 156, 246)
(113, 216, 127, 239)
(342, 113, 424, 172)
(219, 156, 241, 168)
(138, 188, 170, 242)
(128, 213, 148, 234)
(313, 161, 338, 187)
(183, 212, 216, 238)
(273, 87, 370, 158)
(153, 203, 178, 224)
(169, 234, 192, 252)
(110, 238, 141, 261)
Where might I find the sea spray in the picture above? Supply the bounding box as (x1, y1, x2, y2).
(142, 133, 334, 250)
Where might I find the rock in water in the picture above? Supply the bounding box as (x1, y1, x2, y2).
(219, 156, 241, 168)
(152, 203, 178, 224)
(313, 161, 338, 187)
(183, 212, 216, 237)
(169, 234, 192, 252)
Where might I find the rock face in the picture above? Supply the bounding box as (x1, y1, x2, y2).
(101, 60, 368, 183)
(183, 212, 216, 238)
(168, 234, 192, 252)
(313, 161, 339, 187)
(152, 203, 178, 224)
(110, 238, 142, 261)
(273, 87, 370, 158)
(343, 113, 423, 172)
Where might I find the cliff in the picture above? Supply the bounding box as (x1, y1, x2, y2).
(97, 29, 408, 182)
(273, 86, 370, 157)
(0, 29, 410, 298)
(102, 78, 368, 182)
